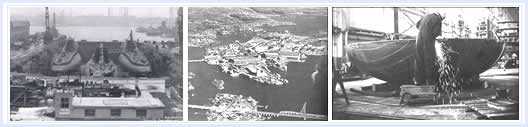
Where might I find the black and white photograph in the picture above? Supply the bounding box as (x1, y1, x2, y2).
(188, 7, 328, 121)
(332, 7, 519, 120)
(9, 7, 183, 121)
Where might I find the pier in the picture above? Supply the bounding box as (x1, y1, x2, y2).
(188, 59, 205, 63)
(188, 104, 327, 120)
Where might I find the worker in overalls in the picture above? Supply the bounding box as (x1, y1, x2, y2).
(414, 13, 444, 86)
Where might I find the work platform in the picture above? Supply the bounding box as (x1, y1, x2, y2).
(333, 70, 519, 120)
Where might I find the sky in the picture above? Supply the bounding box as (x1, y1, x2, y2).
(333, 7, 500, 37)
(9, 7, 180, 18)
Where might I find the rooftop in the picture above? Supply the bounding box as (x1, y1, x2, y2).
(71, 95, 165, 108)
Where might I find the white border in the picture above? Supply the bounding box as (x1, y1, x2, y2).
(2, 3, 10, 125)
(326, 6, 333, 122)
(519, 3, 526, 124)
(182, 6, 189, 122)
(0, 2, 524, 126)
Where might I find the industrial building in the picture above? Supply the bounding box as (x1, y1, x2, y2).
(54, 90, 165, 120)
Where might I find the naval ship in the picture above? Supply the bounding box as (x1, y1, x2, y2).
(12, 7, 66, 69)
(82, 43, 117, 77)
(51, 39, 83, 72)
(117, 31, 152, 73)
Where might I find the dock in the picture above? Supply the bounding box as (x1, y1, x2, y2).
(188, 59, 205, 63)
(189, 105, 327, 120)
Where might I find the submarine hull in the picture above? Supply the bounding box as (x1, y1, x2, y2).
(345, 39, 503, 85)
(51, 52, 83, 72)
(117, 53, 152, 73)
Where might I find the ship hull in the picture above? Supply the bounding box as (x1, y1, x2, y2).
(345, 39, 503, 85)
(117, 53, 152, 73)
(51, 52, 83, 72)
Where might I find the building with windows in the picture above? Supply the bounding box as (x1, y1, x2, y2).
(54, 90, 165, 120)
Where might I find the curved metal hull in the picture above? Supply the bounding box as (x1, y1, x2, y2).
(117, 53, 151, 73)
(345, 39, 503, 85)
(51, 52, 83, 72)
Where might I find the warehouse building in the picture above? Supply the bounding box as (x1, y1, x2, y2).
(54, 90, 165, 120)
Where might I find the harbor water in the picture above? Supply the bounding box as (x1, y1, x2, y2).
(30, 26, 173, 42)
(189, 47, 326, 121)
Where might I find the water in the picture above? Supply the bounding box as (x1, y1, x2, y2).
(188, 14, 328, 121)
(189, 47, 326, 121)
(30, 26, 173, 42)
(265, 15, 328, 36)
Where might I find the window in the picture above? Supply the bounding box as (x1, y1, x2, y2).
(84, 109, 95, 117)
(136, 109, 147, 118)
(110, 109, 121, 117)
(60, 98, 69, 108)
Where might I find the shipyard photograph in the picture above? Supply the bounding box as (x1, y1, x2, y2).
(9, 7, 183, 121)
(332, 7, 519, 120)
(188, 7, 328, 121)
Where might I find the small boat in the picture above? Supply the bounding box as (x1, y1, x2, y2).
(211, 79, 225, 90)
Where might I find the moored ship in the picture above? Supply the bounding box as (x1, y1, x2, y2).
(51, 39, 83, 72)
(81, 43, 117, 77)
(117, 31, 152, 73)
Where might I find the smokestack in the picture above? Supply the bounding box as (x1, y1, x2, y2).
(176, 7, 183, 48)
(129, 30, 134, 41)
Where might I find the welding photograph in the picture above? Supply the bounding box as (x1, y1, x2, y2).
(332, 7, 519, 120)
(9, 7, 183, 121)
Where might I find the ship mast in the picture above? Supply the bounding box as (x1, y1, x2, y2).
(99, 43, 105, 64)
(45, 7, 50, 32)
(129, 30, 134, 41)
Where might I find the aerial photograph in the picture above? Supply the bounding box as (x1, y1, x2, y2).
(9, 7, 183, 121)
(188, 7, 328, 121)
(332, 7, 519, 120)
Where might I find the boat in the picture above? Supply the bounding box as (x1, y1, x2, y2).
(51, 39, 83, 72)
(117, 31, 152, 73)
(345, 38, 504, 85)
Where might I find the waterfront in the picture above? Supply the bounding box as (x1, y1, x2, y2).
(10, 7, 183, 121)
(188, 7, 328, 121)
(189, 47, 325, 121)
